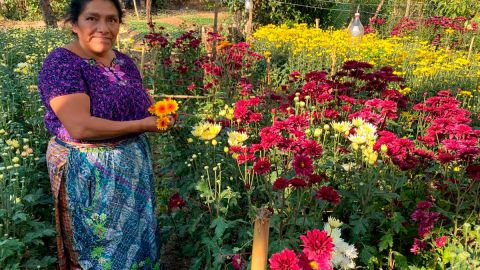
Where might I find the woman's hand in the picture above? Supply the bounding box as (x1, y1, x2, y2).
(141, 115, 176, 133)
(141, 116, 162, 132)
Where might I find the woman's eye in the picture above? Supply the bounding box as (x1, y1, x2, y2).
(87, 17, 96, 21)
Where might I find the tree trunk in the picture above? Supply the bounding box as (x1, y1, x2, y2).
(145, 0, 152, 25)
(39, 0, 57, 28)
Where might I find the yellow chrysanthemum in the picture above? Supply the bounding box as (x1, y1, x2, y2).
(227, 131, 248, 146)
(191, 122, 222, 141)
(348, 134, 367, 145)
(332, 121, 352, 134)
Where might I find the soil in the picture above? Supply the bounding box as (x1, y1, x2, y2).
(0, 11, 229, 29)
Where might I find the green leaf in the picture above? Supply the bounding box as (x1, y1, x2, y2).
(391, 212, 405, 234)
(351, 217, 368, 236)
(12, 211, 27, 224)
(392, 251, 408, 269)
(359, 245, 377, 266)
(210, 217, 229, 240)
(379, 233, 393, 251)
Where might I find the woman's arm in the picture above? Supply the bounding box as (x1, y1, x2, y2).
(50, 93, 159, 141)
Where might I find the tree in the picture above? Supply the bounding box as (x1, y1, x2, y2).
(39, 0, 57, 28)
(146, 0, 152, 25)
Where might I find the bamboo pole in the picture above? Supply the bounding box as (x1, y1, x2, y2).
(251, 208, 271, 270)
(315, 18, 320, 28)
(152, 94, 207, 99)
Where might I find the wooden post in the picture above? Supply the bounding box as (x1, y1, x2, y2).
(315, 18, 320, 28)
(266, 57, 271, 86)
(212, 0, 220, 59)
(251, 208, 271, 270)
(133, 0, 140, 20)
(246, 3, 253, 40)
(146, 0, 152, 25)
(369, 0, 385, 27)
(405, 0, 412, 18)
(468, 36, 475, 60)
(140, 45, 145, 77)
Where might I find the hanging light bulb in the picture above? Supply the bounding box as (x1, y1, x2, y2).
(348, 12, 364, 38)
(245, 0, 253, 11)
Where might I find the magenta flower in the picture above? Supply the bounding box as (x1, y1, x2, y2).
(269, 248, 301, 270)
(292, 154, 314, 176)
(315, 186, 341, 205)
(300, 229, 334, 266)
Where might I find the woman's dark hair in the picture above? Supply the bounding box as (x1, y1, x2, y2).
(65, 0, 124, 24)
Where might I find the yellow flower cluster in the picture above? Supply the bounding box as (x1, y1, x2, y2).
(332, 118, 379, 165)
(227, 131, 248, 146)
(218, 105, 234, 120)
(252, 24, 480, 84)
(191, 122, 222, 141)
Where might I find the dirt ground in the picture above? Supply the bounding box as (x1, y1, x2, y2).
(0, 10, 229, 29)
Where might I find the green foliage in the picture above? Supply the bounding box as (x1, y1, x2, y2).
(0, 0, 69, 20)
(431, 0, 480, 18)
(0, 28, 72, 269)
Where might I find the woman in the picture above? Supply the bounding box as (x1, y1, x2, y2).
(38, 0, 167, 269)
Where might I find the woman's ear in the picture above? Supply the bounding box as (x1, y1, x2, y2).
(71, 22, 78, 34)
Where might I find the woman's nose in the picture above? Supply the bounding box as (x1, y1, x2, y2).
(96, 20, 109, 33)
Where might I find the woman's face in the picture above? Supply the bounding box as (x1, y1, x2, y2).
(72, 0, 120, 56)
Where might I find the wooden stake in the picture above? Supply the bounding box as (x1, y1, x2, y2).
(133, 0, 140, 20)
(212, 0, 220, 59)
(369, 0, 385, 27)
(140, 45, 145, 77)
(315, 18, 320, 28)
(405, 0, 412, 18)
(266, 57, 271, 86)
(468, 36, 475, 60)
(246, 4, 253, 40)
(251, 208, 271, 270)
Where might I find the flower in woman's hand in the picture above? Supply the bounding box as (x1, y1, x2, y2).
(156, 116, 170, 131)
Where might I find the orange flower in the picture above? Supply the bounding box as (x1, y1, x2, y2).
(156, 116, 170, 131)
(216, 41, 232, 51)
(152, 100, 168, 116)
(164, 98, 179, 114)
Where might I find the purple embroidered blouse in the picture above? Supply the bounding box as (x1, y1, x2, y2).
(38, 48, 152, 142)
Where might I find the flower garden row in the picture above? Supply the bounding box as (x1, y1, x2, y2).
(147, 19, 480, 269)
(1, 15, 479, 269)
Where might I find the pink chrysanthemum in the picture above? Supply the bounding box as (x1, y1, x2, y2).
(300, 229, 334, 267)
(269, 248, 301, 270)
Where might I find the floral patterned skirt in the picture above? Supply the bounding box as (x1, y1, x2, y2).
(46, 135, 161, 270)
